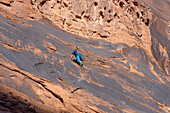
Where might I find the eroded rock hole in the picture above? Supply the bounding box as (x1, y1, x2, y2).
(138, 34, 142, 37)
(94, 2, 98, 6)
(84, 15, 89, 19)
(108, 10, 112, 13)
(31, 0, 34, 5)
(141, 11, 144, 16)
(104, 7, 106, 10)
(141, 17, 145, 22)
(81, 11, 85, 15)
(99, 11, 104, 19)
(107, 19, 112, 23)
(114, 13, 119, 18)
(119, 1, 124, 8)
(75, 15, 81, 19)
(128, 8, 132, 12)
(133, 1, 138, 6)
(136, 12, 139, 18)
(128, 7, 134, 13)
(145, 18, 149, 26)
(125, 0, 130, 4)
(40, 0, 47, 7)
(63, 2, 68, 7)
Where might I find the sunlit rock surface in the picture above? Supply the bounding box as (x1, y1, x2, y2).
(0, 0, 169, 112)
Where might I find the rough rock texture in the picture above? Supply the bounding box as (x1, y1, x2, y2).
(141, 0, 170, 76)
(0, 0, 169, 113)
(0, 0, 169, 75)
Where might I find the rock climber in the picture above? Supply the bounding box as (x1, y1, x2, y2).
(71, 47, 83, 66)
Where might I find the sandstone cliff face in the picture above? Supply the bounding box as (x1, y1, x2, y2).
(0, 0, 169, 113)
(0, 0, 169, 75)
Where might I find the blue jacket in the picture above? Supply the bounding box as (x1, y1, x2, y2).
(72, 50, 81, 56)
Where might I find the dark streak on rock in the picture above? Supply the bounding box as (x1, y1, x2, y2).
(71, 104, 83, 112)
(71, 87, 83, 93)
(33, 62, 45, 67)
(87, 106, 100, 113)
(109, 56, 119, 59)
(41, 84, 64, 105)
(0, 2, 11, 7)
(47, 46, 56, 51)
(99, 35, 108, 38)
(97, 60, 105, 65)
(50, 71, 56, 73)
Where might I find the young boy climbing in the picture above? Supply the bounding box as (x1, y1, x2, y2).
(71, 47, 83, 66)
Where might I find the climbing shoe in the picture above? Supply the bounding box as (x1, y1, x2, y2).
(80, 63, 83, 66)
